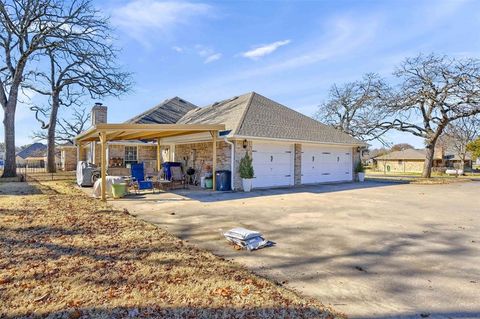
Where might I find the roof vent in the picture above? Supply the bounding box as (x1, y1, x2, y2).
(212, 102, 219, 107)
(178, 98, 186, 103)
(230, 96, 238, 101)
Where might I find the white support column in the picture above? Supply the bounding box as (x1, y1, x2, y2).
(156, 138, 161, 172)
(212, 131, 217, 191)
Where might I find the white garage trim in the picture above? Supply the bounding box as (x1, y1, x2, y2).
(234, 135, 365, 147)
(252, 141, 294, 188)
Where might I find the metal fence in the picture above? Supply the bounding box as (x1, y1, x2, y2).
(13, 163, 76, 181)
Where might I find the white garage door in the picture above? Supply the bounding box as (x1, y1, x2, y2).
(301, 145, 353, 184)
(252, 141, 294, 188)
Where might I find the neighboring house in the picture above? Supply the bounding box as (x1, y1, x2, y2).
(16, 143, 48, 168)
(74, 92, 365, 190)
(373, 148, 472, 173)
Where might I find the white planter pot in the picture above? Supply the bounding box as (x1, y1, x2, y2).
(357, 172, 365, 182)
(242, 178, 253, 192)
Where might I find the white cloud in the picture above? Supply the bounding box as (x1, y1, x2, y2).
(194, 45, 222, 63)
(112, 0, 212, 46)
(204, 53, 222, 64)
(172, 46, 184, 53)
(241, 40, 291, 60)
(174, 14, 382, 103)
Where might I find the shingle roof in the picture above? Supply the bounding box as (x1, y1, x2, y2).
(125, 97, 198, 124)
(16, 143, 47, 159)
(374, 148, 443, 160)
(177, 93, 251, 133)
(178, 92, 365, 145)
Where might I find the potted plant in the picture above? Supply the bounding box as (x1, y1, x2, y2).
(239, 153, 254, 192)
(355, 161, 365, 182)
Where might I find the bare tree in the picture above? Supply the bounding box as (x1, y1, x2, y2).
(31, 107, 90, 144)
(438, 116, 479, 169)
(382, 54, 480, 178)
(315, 73, 391, 144)
(390, 143, 415, 152)
(25, 6, 131, 172)
(0, 0, 102, 177)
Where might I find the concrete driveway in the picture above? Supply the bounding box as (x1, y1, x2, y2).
(111, 181, 480, 319)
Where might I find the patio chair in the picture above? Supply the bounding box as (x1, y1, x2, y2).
(152, 168, 172, 191)
(169, 165, 187, 189)
(130, 162, 154, 193)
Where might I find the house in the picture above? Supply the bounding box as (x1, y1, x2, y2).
(373, 148, 472, 173)
(16, 143, 48, 168)
(74, 92, 365, 191)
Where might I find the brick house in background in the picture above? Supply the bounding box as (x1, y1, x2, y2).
(373, 148, 473, 173)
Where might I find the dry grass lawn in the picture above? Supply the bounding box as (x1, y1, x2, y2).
(0, 180, 341, 319)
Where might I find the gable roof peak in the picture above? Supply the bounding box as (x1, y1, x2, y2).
(125, 96, 198, 124)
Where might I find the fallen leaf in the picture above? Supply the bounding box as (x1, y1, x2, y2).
(68, 309, 81, 319)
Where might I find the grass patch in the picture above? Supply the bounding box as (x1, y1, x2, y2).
(0, 180, 341, 319)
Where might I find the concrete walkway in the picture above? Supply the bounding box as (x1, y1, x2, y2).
(108, 181, 480, 319)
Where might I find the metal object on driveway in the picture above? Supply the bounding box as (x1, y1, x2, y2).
(223, 227, 274, 251)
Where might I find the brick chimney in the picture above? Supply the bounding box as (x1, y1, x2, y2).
(91, 102, 107, 126)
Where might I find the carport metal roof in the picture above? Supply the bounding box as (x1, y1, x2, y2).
(75, 123, 225, 201)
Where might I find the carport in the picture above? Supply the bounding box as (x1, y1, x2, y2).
(75, 123, 225, 201)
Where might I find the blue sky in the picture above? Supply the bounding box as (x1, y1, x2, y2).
(6, 0, 480, 148)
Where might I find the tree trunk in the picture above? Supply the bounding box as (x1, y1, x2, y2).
(46, 94, 60, 173)
(2, 103, 17, 178)
(422, 142, 436, 178)
(1, 60, 28, 178)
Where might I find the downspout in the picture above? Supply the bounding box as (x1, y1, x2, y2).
(223, 137, 235, 190)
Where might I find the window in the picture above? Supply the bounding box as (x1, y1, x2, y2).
(398, 160, 403, 165)
(124, 146, 138, 166)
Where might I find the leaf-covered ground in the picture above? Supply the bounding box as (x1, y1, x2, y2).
(0, 180, 342, 319)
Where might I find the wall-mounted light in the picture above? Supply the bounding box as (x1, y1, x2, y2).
(242, 139, 248, 149)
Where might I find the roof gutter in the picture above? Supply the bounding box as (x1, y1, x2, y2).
(223, 136, 235, 191)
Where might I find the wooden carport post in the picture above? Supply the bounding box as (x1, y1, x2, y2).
(100, 131, 107, 201)
(211, 131, 217, 191)
(76, 142, 83, 162)
(156, 138, 161, 172)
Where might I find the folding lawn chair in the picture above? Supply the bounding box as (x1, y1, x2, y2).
(130, 162, 154, 193)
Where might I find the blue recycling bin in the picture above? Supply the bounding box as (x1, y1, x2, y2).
(215, 170, 231, 191)
(162, 162, 182, 180)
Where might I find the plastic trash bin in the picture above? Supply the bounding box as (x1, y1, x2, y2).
(111, 183, 127, 199)
(162, 162, 182, 180)
(204, 177, 213, 189)
(215, 170, 231, 191)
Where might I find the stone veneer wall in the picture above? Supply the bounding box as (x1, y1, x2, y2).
(78, 144, 160, 171)
(294, 143, 302, 185)
(138, 145, 156, 161)
(233, 140, 252, 191)
(61, 148, 77, 171)
(175, 141, 231, 176)
(353, 147, 360, 180)
(108, 145, 124, 159)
